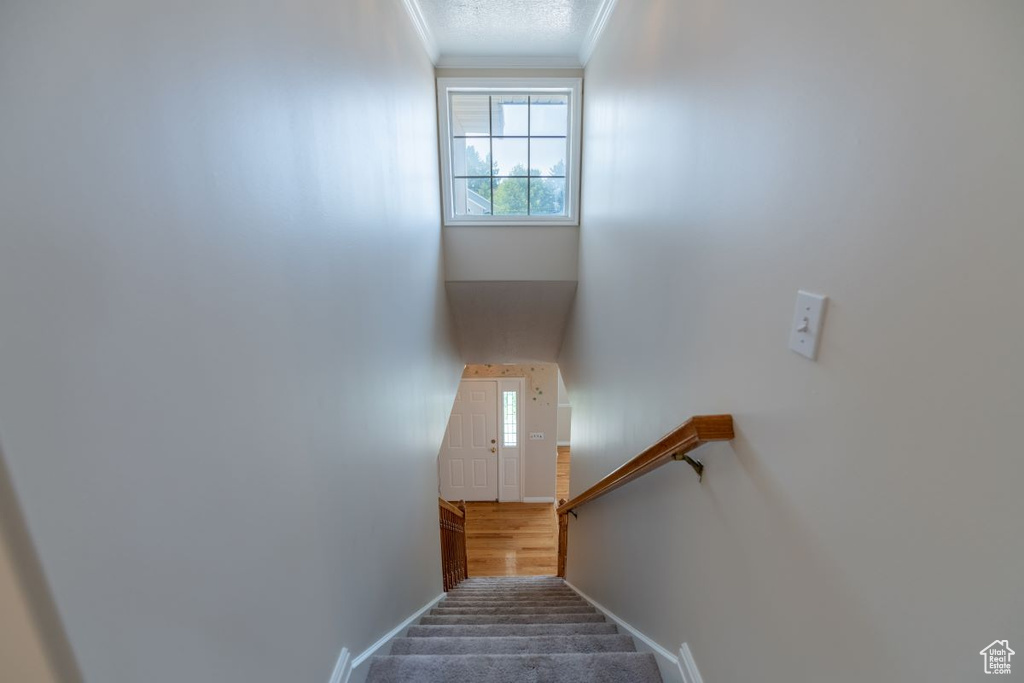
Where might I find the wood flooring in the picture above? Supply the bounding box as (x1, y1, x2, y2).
(461, 446, 572, 577)
(464, 502, 558, 577)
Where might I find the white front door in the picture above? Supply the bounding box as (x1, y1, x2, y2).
(440, 380, 498, 501)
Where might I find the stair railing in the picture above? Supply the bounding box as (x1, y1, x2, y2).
(438, 498, 468, 591)
(556, 415, 734, 578)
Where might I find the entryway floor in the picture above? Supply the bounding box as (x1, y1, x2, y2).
(465, 502, 558, 577)
(463, 445, 571, 577)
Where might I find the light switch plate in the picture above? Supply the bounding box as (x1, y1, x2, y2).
(789, 291, 828, 360)
(529, 432, 545, 440)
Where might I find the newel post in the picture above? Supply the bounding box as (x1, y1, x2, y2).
(458, 500, 468, 582)
(557, 499, 568, 578)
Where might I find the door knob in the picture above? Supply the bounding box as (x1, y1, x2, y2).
(491, 447, 497, 453)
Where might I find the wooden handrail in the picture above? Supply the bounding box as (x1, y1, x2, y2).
(555, 415, 733, 578)
(439, 497, 465, 518)
(556, 415, 734, 515)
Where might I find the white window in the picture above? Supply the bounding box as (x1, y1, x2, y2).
(437, 78, 582, 226)
(502, 390, 518, 447)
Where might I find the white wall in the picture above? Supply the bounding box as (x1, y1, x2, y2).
(556, 368, 571, 445)
(560, 1, 1024, 682)
(0, 1, 461, 681)
(444, 226, 579, 282)
(435, 68, 584, 79)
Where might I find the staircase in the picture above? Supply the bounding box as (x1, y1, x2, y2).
(366, 577, 663, 682)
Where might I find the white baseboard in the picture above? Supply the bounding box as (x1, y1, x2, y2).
(341, 591, 446, 682)
(564, 581, 684, 683)
(522, 496, 556, 503)
(328, 648, 350, 683)
(679, 643, 705, 683)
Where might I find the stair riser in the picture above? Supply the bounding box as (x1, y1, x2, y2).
(406, 623, 620, 638)
(452, 580, 567, 585)
(454, 589, 581, 593)
(440, 601, 589, 608)
(443, 595, 585, 601)
(431, 608, 597, 616)
(448, 593, 585, 598)
(389, 635, 636, 655)
(420, 614, 607, 625)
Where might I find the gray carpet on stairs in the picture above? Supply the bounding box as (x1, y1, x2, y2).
(390, 634, 636, 654)
(430, 606, 598, 615)
(405, 623, 620, 637)
(366, 577, 663, 682)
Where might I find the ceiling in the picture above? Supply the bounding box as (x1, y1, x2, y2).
(410, 0, 613, 65)
(447, 281, 578, 363)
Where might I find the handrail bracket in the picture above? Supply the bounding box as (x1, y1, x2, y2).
(673, 452, 704, 482)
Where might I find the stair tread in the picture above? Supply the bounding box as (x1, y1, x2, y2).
(366, 652, 662, 683)
(366, 578, 661, 682)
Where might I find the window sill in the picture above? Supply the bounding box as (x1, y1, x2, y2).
(443, 218, 579, 228)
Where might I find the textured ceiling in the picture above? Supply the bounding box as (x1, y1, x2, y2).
(416, 0, 606, 60)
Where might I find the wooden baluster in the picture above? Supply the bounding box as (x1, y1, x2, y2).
(454, 508, 460, 586)
(557, 498, 568, 578)
(440, 504, 453, 591)
(442, 508, 449, 591)
(448, 510, 455, 588)
(438, 505, 445, 591)
(447, 509, 452, 591)
(457, 500, 468, 585)
(439, 499, 468, 590)
(439, 505, 447, 591)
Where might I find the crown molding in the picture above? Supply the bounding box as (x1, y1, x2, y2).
(400, 0, 440, 63)
(579, 0, 618, 66)
(435, 55, 583, 70)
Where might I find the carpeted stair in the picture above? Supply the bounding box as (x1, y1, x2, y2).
(366, 577, 663, 682)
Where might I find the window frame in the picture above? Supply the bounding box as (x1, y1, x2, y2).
(502, 389, 518, 447)
(436, 77, 583, 227)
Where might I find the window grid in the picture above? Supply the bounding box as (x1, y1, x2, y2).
(502, 390, 518, 447)
(450, 93, 569, 217)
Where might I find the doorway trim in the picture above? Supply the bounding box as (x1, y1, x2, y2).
(452, 378, 524, 502)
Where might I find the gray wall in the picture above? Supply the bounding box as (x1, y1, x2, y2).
(0, 0, 461, 681)
(559, 1, 1024, 682)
